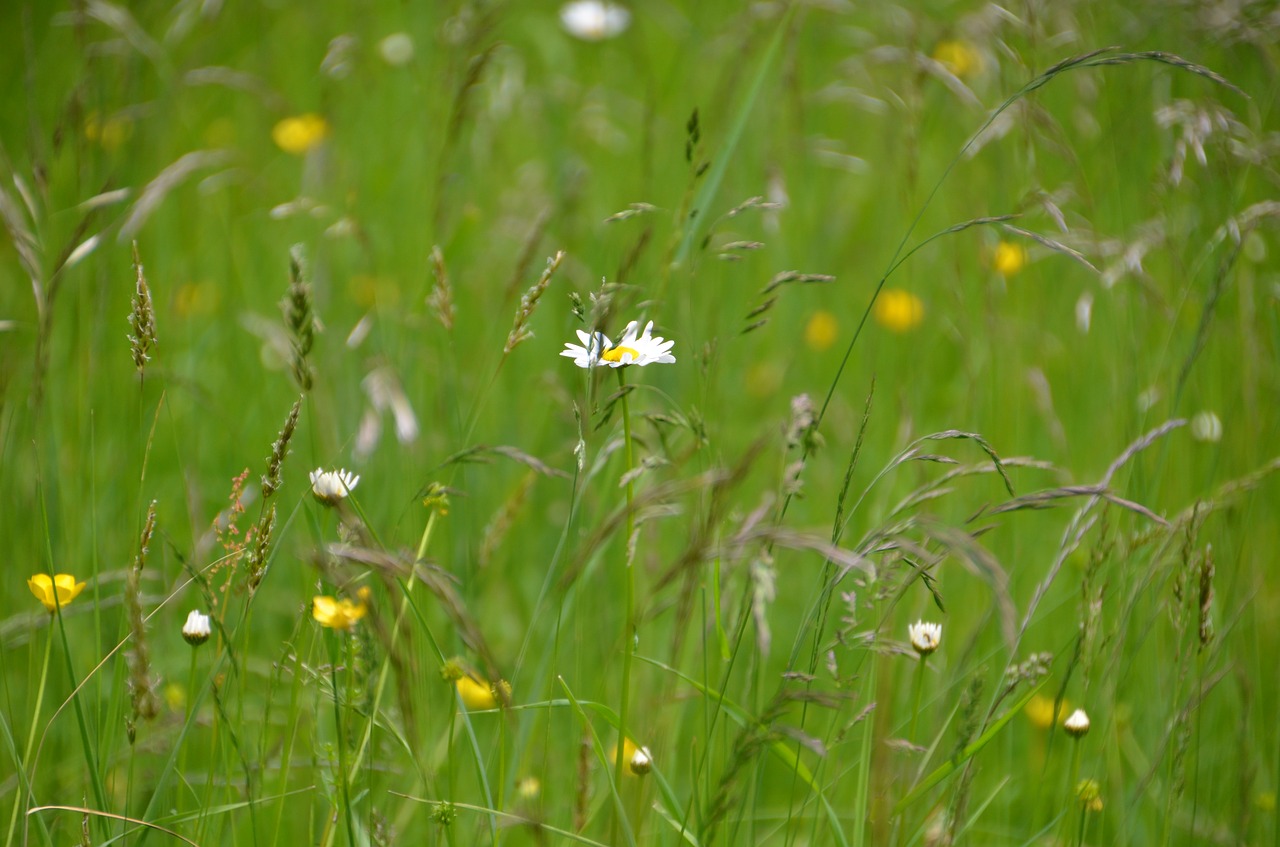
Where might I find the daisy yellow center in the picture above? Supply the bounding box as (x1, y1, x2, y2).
(602, 345, 639, 363)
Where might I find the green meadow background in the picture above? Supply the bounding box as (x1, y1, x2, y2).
(1, 0, 1277, 845)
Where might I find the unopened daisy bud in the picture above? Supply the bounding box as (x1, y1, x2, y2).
(908, 620, 942, 655)
(1064, 708, 1091, 738)
(182, 610, 211, 646)
(629, 745, 653, 775)
(619, 737, 652, 776)
(310, 468, 359, 505)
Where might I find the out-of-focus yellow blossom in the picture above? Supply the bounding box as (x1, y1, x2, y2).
(1256, 791, 1276, 811)
(455, 674, 509, 710)
(164, 683, 186, 712)
(311, 594, 367, 630)
(84, 111, 133, 151)
(516, 777, 541, 799)
(1076, 779, 1103, 812)
(932, 40, 983, 79)
(272, 114, 329, 155)
(992, 241, 1027, 277)
(873, 289, 924, 333)
(804, 310, 839, 351)
(28, 574, 87, 613)
(1025, 694, 1070, 730)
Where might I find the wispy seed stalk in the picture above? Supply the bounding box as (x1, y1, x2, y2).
(249, 397, 301, 591)
(504, 250, 565, 354)
(427, 245, 455, 332)
(128, 241, 158, 373)
(1198, 545, 1215, 649)
(126, 501, 161, 738)
(283, 246, 315, 391)
(261, 397, 302, 499)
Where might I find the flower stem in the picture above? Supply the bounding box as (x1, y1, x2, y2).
(179, 646, 198, 808)
(909, 654, 926, 743)
(613, 369, 637, 823)
(348, 508, 438, 780)
(328, 631, 358, 847)
(52, 602, 109, 836)
(3, 627, 53, 847)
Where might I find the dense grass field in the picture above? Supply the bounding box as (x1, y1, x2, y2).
(1, 1, 1278, 845)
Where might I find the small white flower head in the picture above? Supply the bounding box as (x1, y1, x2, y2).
(1190, 411, 1222, 443)
(183, 610, 211, 646)
(378, 32, 414, 66)
(629, 745, 653, 775)
(908, 620, 942, 655)
(559, 1, 631, 41)
(1064, 708, 1091, 738)
(561, 320, 676, 369)
(310, 468, 360, 505)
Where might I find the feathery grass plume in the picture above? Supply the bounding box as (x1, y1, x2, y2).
(282, 246, 315, 391)
(1198, 544, 1215, 649)
(784, 393, 821, 454)
(427, 245, 455, 331)
(603, 202, 657, 224)
(261, 397, 301, 499)
(750, 549, 776, 656)
(504, 250, 565, 354)
(248, 397, 301, 589)
(128, 241, 158, 374)
(125, 501, 161, 742)
(246, 503, 276, 592)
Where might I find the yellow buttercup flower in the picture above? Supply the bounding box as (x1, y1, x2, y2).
(932, 40, 983, 79)
(28, 574, 87, 613)
(804, 310, 839, 351)
(311, 594, 367, 630)
(873, 289, 924, 333)
(272, 114, 329, 155)
(456, 674, 510, 710)
(1024, 693, 1070, 730)
(992, 241, 1027, 277)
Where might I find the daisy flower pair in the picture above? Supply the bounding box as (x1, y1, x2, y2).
(560, 320, 675, 369)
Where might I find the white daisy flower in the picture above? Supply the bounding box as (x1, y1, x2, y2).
(559, 1, 631, 41)
(310, 468, 360, 505)
(561, 320, 675, 369)
(908, 620, 942, 655)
